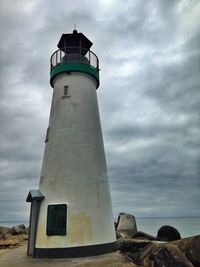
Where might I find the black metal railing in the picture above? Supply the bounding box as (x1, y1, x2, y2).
(50, 46, 99, 71)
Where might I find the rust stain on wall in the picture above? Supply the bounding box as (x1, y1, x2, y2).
(68, 212, 93, 244)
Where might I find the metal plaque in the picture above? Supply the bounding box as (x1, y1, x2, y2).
(46, 204, 67, 235)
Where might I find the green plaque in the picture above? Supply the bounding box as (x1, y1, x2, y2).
(46, 204, 67, 235)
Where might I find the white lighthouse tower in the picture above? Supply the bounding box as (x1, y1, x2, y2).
(26, 30, 117, 258)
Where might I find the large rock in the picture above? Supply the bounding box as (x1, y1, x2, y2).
(0, 233, 7, 240)
(116, 213, 137, 238)
(133, 231, 157, 241)
(117, 238, 194, 267)
(157, 225, 181, 241)
(0, 226, 10, 234)
(11, 226, 22, 235)
(24, 227, 29, 234)
(146, 245, 193, 267)
(117, 238, 151, 254)
(10, 225, 27, 235)
(172, 235, 200, 267)
(116, 231, 131, 239)
(17, 224, 26, 230)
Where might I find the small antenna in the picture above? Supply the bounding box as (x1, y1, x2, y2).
(74, 24, 77, 30)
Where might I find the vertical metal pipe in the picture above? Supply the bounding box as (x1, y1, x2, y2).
(89, 50, 91, 66)
(79, 39, 81, 62)
(97, 56, 99, 69)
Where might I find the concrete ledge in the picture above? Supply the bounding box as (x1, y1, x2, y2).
(34, 241, 118, 258)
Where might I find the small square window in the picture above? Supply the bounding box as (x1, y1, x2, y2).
(62, 85, 70, 99)
(64, 85, 69, 95)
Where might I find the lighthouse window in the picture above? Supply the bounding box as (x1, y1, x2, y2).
(62, 85, 70, 98)
(64, 85, 68, 95)
(45, 126, 50, 143)
(46, 204, 67, 235)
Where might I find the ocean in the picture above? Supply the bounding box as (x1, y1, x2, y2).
(136, 217, 200, 238)
(0, 217, 199, 238)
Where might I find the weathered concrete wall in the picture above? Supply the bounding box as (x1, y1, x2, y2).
(36, 72, 116, 248)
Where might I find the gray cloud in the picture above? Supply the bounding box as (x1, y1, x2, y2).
(0, 0, 199, 223)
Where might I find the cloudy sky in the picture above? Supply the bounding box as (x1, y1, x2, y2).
(0, 0, 200, 223)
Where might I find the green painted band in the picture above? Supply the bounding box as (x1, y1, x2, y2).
(50, 63, 100, 89)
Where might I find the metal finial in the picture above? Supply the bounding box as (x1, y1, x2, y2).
(73, 24, 77, 34)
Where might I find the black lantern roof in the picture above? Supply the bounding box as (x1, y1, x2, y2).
(57, 30, 93, 55)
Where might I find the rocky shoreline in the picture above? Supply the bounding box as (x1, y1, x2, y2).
(118, 236, 200, 267)
(116, 213, 200, 267)
(0, 225, 28, 255)
(0, 214, 199, 267)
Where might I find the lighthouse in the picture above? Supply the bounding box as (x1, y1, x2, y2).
(26, 30, 117, 258)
